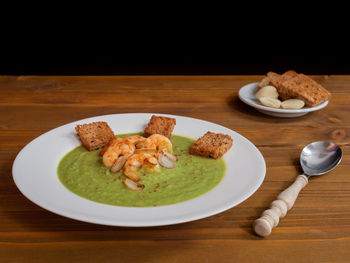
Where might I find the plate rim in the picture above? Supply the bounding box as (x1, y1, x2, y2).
(12, 113, 266, 227)
(239, 82, 329, 114)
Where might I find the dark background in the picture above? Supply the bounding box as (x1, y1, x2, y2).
(3, 39, 349, 75)
(2, 13, 349, 75)
(3, 44, 349, 75)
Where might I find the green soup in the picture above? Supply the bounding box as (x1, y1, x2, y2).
(57, 134, 226, 207)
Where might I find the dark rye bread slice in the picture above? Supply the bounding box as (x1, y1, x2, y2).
(143, 115, 176, 138)
(189, 132, 233, 159)
(279, 74, 331, 107)
(283, 70, 299, 78)
(258, 74, 272, 89)
(258, 72, 282, 89)
(258, 70, 298, 89)
(268, 70, 298, 89)
(75, 122, 115, 151)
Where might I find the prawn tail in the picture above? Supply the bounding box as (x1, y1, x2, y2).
(124, 166, 140, 182)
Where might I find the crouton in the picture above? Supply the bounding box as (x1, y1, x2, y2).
(75, 122, 115, 151)
(143, 115, 176, 138)
(189, 131, 233, 159)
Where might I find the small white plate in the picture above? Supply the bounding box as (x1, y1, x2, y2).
(12, 113, 266, 227)
(239, 82, 329, 117)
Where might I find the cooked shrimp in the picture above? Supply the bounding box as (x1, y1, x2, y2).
(134, 148, 158, 157)
(124, 135, 146, 146)
(124, 153, 158, 181)
(102, 139, 135, 167)
(99, 138, 122, 157)
(143, 134, 172, 153)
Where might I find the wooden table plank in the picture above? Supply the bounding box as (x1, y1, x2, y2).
(0, 104, 349, 146)
(1, 239, 349, 263)
(0, 75, 349, 262)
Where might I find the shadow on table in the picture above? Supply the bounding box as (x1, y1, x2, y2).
(227, 95, 315, 123)
(4, 181, 213, 234)
(5, 186, 267, 240)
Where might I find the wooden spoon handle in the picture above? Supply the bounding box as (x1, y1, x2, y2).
(253, 174, 308, 237)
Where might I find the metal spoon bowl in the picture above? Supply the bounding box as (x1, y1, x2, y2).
(301, 141, 342, 177)
(254, 141, 342, 237)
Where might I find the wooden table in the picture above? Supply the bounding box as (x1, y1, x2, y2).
(1, 76, 349, 262)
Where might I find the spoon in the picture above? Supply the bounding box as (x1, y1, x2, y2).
(253, 141, 342, 237)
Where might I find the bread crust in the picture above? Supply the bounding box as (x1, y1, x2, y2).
(258, 70, 331, 107)
(282, 70, 298, 79)
(258, 75, 271, 89)
(279, 74, 331, 107)
(143, 115, 176, 138)
(189, 131, 233, 159)
(75, 122, 115, 151)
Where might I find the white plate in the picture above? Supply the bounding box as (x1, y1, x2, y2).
(239, 82, 329, 117)
(12, 113, 266, 227)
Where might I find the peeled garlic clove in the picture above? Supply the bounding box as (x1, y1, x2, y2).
(158, 154, 175, 169)
(124, 168, 140, 182)
(110, 156, 128, 173)
(259, 97, 281, 108)
(123, 178, 144, 191)
(281, 99, 305, 109)
(146, 156, 158, 165)
(162, 149, 177, 162)
(256, 85, 279, 99)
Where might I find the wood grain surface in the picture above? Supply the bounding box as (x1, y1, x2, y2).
(0, 75, 349, 262)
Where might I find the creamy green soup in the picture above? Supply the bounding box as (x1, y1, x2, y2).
(57, 134, 226, 207)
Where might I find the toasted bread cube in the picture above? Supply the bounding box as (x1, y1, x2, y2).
(189, 131, 233, 159)
(143, 115, 176, 138)
(75, 122, 115, 151)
